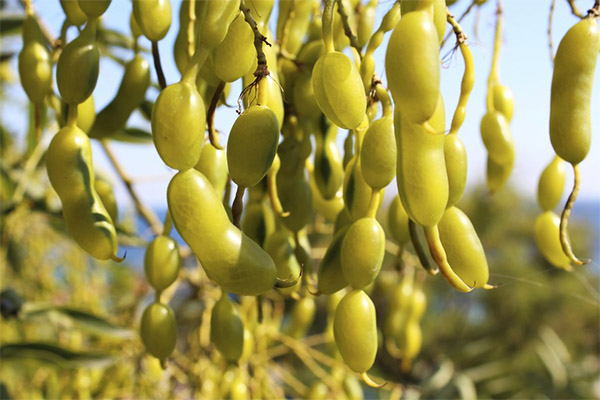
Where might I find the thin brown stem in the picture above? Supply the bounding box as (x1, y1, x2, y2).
(152, 41, 167, 90)
(207, 81, 226, 150)
(441, 0, 478, 48)
(336, 0, 363, 58)
(566, 0, 585, 18)
(232, 185, 246, 228)
(548, 0, 557, 65)
(559, 165, 589, 265)
(100, 140, 163, 235)
(408, 219, 438, 275)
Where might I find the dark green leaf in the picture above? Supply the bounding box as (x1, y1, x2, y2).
(97, 26, 133, 50)
(111, 127, 152, 143)
(139, 99, 153, 120)
(0, 342, 114, 368)
(0, 13, 25, 36)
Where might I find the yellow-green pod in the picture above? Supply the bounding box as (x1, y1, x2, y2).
(278, 0, 314, 56)
(438, 206, 489, 288)
(550, 17, 600, 165)
(480, 111, 514, 164)
(313, 120, 343, 200)
(56, 20, 99, 105)
(227, 105, 279, 187)
(395, 95, 448, 227)
(278, 176, 313, 233)
(387, 196, 410, 245)
(77, 95, 96, 132)
(400, 320, 422, 370)
(534, 211, 572, 270)
(332, 0, 357, 51)
(334, 289, 377, 373)
(307, 382, 329, 400)
(211, 296, 244, 363)
(130, 11, 142, 38)
(486, 156, 513, 193)
(19, 16, 52, 105)
(384, 279, 413, 338)
(343, 157, 372, 221)
(94, 178, 118, 223)
(492, 84, 514, 122)
(46, 126, 118, 260)
(168, 169, 277, 295)
(400, 0, 446, 44)
(444, 134, 467, 208)
(312, 51, 367, 129)
(537, 156, 566, 212)
(60, 0, 87, 26)
(196, 0, 241, 50)
(213, 12, 256, 82)
(264, 229, 301, 283)
(343, 375, 364, 400)
(77, 0, 111, 19)
(386, 8, 439, 123)
(89, 54, 150, 139)
(152, 81, 206, 170)
(194, 143, 228, 198)
(173, 0, 192, 74)
(242, 200, 275, 248)
(293, 69, 322, 122)
(140, 302, 177, 362)
(132, 0, 171, 42)
(356, 0, 377, 48)
(230, 375, 249, 400)
(285, 297, 316, 339)
(248, 0, 274, 27)
(144, 235, 181, 292)
(408, 288, 427, 322)
(308, 163, 345, 221)
(361, 116, 396, 190)
(341, 218, 385, 289)
(318, 226, 349, 295)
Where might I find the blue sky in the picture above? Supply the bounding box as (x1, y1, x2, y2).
(9, 0, 600, 213)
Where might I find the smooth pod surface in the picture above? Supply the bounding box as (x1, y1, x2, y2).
(486, 156, 513, 193)
(144, 235, 181, 292)
(444, 134, 467, 208)
(550, 18, 600, 165)
(210, 296, 244, 362)
(537, 156, 566, 211)
(438, 206, 489, 288)
(152, 81, 206, 170)
(333, 289, 377, 373)
(312, 51, 366, 129)
(492, 83, 514, 122)
(388, 196, 410, 245)
(361, 116, 396, 190)
(213, 12, 256, 82)
(19, 16, 52, 104)
(534, 211, 572, 270)
(480, 111, 514, 164)
(318, 226, 349, 295)
(132, 0, 172, 42)
(140, 302, 177, 361)
(167, 169, 277, 295)
(194, 143, 228, 197)
(341, 218, 385, 289)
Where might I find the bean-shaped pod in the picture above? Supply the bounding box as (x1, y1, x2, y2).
(56, 20, 99, 105)
(78, 0, 110, 19)
(227, 105, 279, 188)
(196, 0, 241, 50)
(534, 211, 572, 270)
(550, 17, 600, 165)
(341, 218, 385, 289)
(308, 162, 345, 221)
(395, 95, 448, 227)
(194, 143, 228, 198)
(343, 157, 373, 221)
(211, 296, 244, 363)
(386, 8, 439, 123)
(89, 54, 150, 139)
(537, 156, 566, 212)
(144, 235, 181, 292)
(168, 169, 277, 295)
(486, 156, 513, 193)
(492, 83, 514, 122)
(94, 177, 118, 223)
(242, 200, 275, 248)
(400, 0, 446, 44)
(60, 0, 87, 26)
(140, 302, 177, 363)
(19, 16, 52, 105)
(360, 116, 396, 190)
(317, 226, 350, 295)
(387, 196, 410, 245)
(285, 297, 316, 339)
(264, 230, 301, 285)
(313, 119, 344, 200)
(132, 0, 172, 42)
(312, 51, 367, 129)
(334, 289, 377, 373)
(356, 0, 377, 48)
(213, 11, 256, 82)
(277, 176, 313, 233)
(437, 206, 489, 288)
(152, 81, 206, 170)
(46, 126, 118, 260)
(480, 111, 514, 165)
(444, 134, 467, 208)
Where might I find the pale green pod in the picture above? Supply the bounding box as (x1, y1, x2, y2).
(537, 156, 566, 212)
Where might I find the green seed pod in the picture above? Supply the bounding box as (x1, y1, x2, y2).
(211, 296, 244, 363)
(312, 51, 367, 129)
(492, 83, 514, 122)
(438, 206, 489, 288)
(341, 218, 385, 289)
(76, 95, 96, 132)
(168, 169, 277, 295)
(356, 0, 377, 48)
(56, 20, 99, 105)
(285, 297, 316, 339)
(60, 0, 87, 26)
(196, 0, 241, 50)
(242, 200, 275, 248)
(140, 302, 177, 362)
(77, 0, 111, 19)
(313, 119, 343, 200)
(537, 156, 566, 212)
(278, 176, 313, 233)
(444, 134, 467, 208)
(486, 156, 513, 193)
(307, 382, 329, 400)
(213, 12, 256, 82)
(19, 16, 52, 105)
(194, 144, 228, 198)
(386, 8, 439, 123)
(343, 157, 372, 221)
(387, 196, 410, 245)
(318, 226, 349, 295)
(94, 178, 118, 223)
(334, 289, 377, 373)
(360, 116, 396, 190)
(144, 236, 181, 292)
(550, 17, 600, 165)
(132, 0, 172, 42)
(534, 211, 572, 270)
(89, 54, 150, 139)
(227, 105, 279, 188)
(152, 81, 206, 170)
(308, 162, 345, 221)
(401, 0, 446, 44)
(480, 111, 514, 165)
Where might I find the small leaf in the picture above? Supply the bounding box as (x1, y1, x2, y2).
(23, 304, 134, 339)
(139, 99, 153, 120)
(0, 13, 25, 36)
(0, 342, 114, 369)
(111, 128, 153, 143)
(97, 26, 133, 50)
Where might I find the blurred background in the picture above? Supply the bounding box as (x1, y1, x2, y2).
(1, 0, 599, 399)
